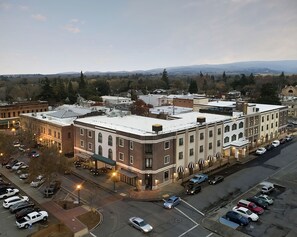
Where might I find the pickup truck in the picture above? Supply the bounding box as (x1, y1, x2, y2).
(0, 188, 19, 199)
(16, 211, 48, 229)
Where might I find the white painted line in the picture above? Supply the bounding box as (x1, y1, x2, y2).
(181, 199, 205, 216)
(178, 224, 199, 237)
(89, 231, 97, 237)
(206, 233, 214, 237)
(175, 207, 198, 225)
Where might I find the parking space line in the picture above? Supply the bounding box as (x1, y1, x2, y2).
(181, 199, 205, 216)
(206, 233, 214, 237)
(178, 224, 199, 237)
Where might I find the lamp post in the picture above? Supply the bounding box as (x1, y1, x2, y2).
(112, 172, 116, 192)
(76, 184, 81, 204)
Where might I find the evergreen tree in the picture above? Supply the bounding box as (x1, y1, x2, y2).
(39, 77, 55, 104)
(188, 80, 198, 93)
(257, 83, 280, 105)
(161, 69, 169, 89)
(79, 71, 86, 90)
(67, 80, 76, 104)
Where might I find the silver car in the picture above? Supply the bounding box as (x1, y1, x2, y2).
(129, 217, 153, 233)
(163, 196, 181, 209)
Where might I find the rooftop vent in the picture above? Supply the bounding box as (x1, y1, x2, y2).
(152, 124, 163, 134)
(196, 117, 206, 124)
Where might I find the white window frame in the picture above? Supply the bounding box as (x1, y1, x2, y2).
(88, 130, 92, 138)
(130, 155, 133, 164)
(164, 141, 170, 150)
(80, 140, 84, 148)
(164, 170, 169, 181)
(88, 142, 92, 150)
(164, 155, 170, 164)
(119, 152, 124, 161)
(80, 128, 84, 135)
(119, 138, 124, 147)
(130, 141, 133, 150)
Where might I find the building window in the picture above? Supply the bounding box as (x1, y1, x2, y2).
(58, 132, 61, 139)
(164, 141, 170, 150)
(80, 140, 84, 148)
(48, 129, 52, 136)
(209, 131, 213, 138)
(276, 113, 278, 118)
(261, 126, 263, 131)
(218, 128, 221, 135)
(98, 145, 102, 155)
(145, 158, 152, 168)
(98, 133, 102, 143)
(164, 155, 170, 164)
(225, 125, 230, 133)
(267, 115, 269, 121)
(200, 133, 204, 140)
(119, 152, 124, 161)
(88, 130, 92, 138)
(232, 134, 236, 141)
(239, 132, 243, 139)
(276, 122, 278, 126)
(224, 137, 229, 143)
(130, 141, 133, 150)
(145, 144, 153, 154)
(190, 135, 194, 143)
(217, 140, 221, 147)
(80, 128, 84, 135)
(232, 124, 237, 130)
(272, 114, 274, 119)
(262, 116, 264, 122)
(266, 125, 268, 130)
(209, 143, 212, 150)
(271, 123, 273, 128)
(199, 145, 203, 153)
(178, 152, 183, 160)
(179, 138, 183, 146)
(189, 148, 194, 156)
(130, 155, 133, 164)
(164, 170, 169, 181)
(108, 135, 113, 146)
(88, 142, 92, 150)
(239, 122, 243, 128)
(54, 131, 56, 138)
(119, 138, 124, 147)
(108, 149, 113, 159)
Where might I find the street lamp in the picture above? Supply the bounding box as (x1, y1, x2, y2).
(112, 172, 117, 192)
(76, 184, 82, 204)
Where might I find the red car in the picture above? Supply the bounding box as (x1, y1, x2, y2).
(237, 199, 264, 215)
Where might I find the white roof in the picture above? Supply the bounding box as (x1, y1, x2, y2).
(150, 106, 193, 115)
(75, 112, 231, 136)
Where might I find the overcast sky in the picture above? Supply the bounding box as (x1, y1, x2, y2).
(1, 0, 297, 74)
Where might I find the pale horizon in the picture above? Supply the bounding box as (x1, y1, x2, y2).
(1, 0, 297, 75)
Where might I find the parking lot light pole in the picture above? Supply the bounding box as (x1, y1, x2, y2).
(76, 184, 81, 204)
(112, 172, 116, 192)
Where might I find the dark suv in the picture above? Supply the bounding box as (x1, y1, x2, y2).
(43, 180, 61, 198)
(186, 185, 201, 195)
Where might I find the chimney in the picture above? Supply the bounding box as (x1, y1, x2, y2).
(196, 117, 206, 124)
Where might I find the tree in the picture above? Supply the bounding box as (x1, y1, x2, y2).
(188, 80, 198, 93)
(130, 99, 151, 116)
(79, 71, 86, 90)
(67, 80, 76, 104)
(39, 77, 55, 104)
(161, 69, 169, 89)
(256, 83, 281, 105)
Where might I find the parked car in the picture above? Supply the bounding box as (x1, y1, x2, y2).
(255, 147, 266, 155)
(260, 181, 274, 194)
(208, 175, 224, 185)
(189, 174, 208, 184)
(74, 161, 82, 168)
(163, 196, 181, 209)
(237, 199, 264, 215)
(3, 195, 29, 208)
(9, 201, 35, 213)
(271, 140, 280, 147)
(225, 211, 249, 226)
(19, 173, 29, 180)
(128, 217, 153, 233)
(0, 188, 19, 199)
(186, 185, 201, 195)
(43, 180, 61, 198)
(256, 194, 274, 205)
(15, 207, 41, 220)
(5, 159, 18, 169)
(12, 162, 24, 171)
(279, 138, 286, 144)
(265, 144, 274, 151)
(247, 197, 269, 209)
(31, 151, 40, 158)
(30, 175, 45, 188)
(285, 135, 293, 141)
(232, 206, 259, 222)
(1, 157, 13, 166)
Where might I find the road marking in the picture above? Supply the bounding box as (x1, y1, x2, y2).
(178, 224, 199, 237)
(89, 232, 97, 237)
(181, 199, 205, 216)
(206, 233, 214, 237)
(175, 207, 198, 225)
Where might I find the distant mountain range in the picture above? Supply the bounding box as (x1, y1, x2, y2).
(84, 60, 297, 76)
(2, 60, 297, 77)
